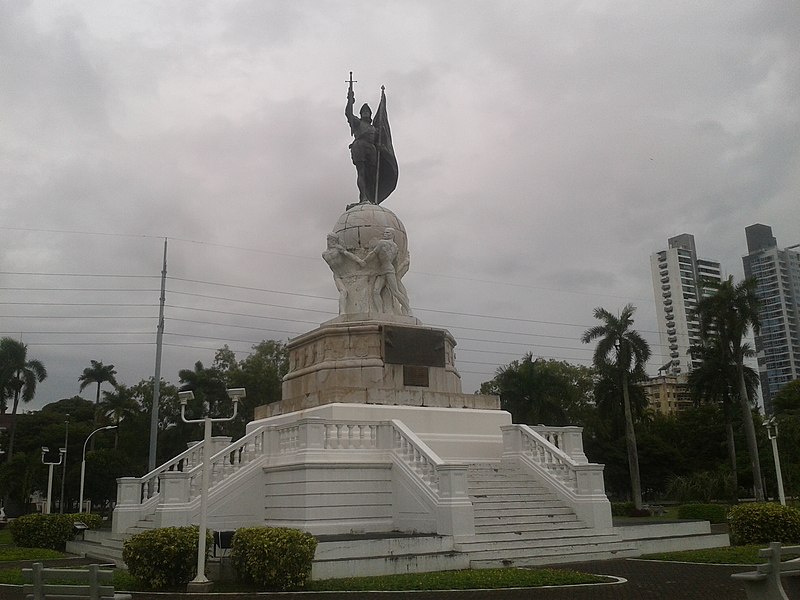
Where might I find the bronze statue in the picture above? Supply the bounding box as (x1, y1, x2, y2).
(345, 73, 398, 205)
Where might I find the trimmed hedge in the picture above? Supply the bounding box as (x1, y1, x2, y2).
(9, 513, 103, 550)
(728, 503, 800, 545)
(677, 504, 729, 524)
(122, 526, 212, 590)
(231, 527, 317, 591)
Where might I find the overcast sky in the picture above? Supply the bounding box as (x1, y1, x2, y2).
(2, 0, 798, 413)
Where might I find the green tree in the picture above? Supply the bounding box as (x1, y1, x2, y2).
(0, 338, 47, 461)
(78, 360, 118, 449)
(773, 380, 800, 417)
(480, 354, 595, 426)
(688, 336, 759, 501)
(581, 304, 651, 510)
(696, 276, 765, 501)
(99, 385, 142, 448)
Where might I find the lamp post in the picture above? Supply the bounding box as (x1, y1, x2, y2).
(764, 418, 786, 505)
(59, 414, 69, 513)
(41, 447, 66, 515)
(180, 388, 243, 590)
(79, 425, 117, 514)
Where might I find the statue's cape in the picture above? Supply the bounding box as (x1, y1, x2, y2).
(374, 89, 398, 204)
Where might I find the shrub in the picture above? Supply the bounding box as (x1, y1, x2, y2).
(677, 504, 729, 524)
(611, 502, 634, 516)
(667, 471, 734, 503)
(231, 527, 317, 591)
(122, 526, 212, 590)
(9, 513, 103, 550)
(728, 503, 800, 545)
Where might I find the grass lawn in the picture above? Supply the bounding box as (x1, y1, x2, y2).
(641, 545, 800, 565)
(307, 568, 608, 591)
(0, 529, 13, 546)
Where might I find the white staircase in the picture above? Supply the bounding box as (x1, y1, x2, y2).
(456, 463, 637, 567)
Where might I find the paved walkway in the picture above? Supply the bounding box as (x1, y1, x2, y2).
(0, 557, 750, 600)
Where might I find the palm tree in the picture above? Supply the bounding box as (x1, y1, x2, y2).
(688, 337, 759, 502)
(79, 360, 118, 449)
(0, 338, 47, 461)
(99, 385, 141, 448)
(696, 276, 765, 501)
(581, 304, 651, 510)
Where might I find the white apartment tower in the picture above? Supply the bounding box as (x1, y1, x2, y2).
(742, 224, 800, 415)
(650, 234, 722, 374)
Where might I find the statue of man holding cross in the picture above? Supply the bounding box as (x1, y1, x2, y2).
(345, 72, 398, 205)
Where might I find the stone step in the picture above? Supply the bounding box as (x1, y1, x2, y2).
(474, 506, 575, 519)
(471, 499, 563, 510)
(465, 538, 635, 560)
(475, 519, 585, 534)
(458, 531, 622, 552)
(311, 535, 468, 580)
(314, 534, 453, 561)
(469, 543, 639, 569)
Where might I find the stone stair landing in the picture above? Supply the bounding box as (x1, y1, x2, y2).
(457, 463, 638, 567)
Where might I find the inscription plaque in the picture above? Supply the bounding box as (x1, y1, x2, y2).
(383, 326, 446, 368)
(403, 365, 430, 387)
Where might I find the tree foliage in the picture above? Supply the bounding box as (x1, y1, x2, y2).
(480, 354, 595, 426)
(696, 275, 765, 501)
(581, 304, 650, 510)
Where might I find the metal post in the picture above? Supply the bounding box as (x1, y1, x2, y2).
(79, 426, 117, 514)
(41, 448, 65, 515)
(59, 414, 69, 513)
(180, 388, 243, 589)
(765, 419, 786, 505)
(149, 238, 168, 475)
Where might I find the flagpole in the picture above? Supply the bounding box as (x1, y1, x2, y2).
(373, 85, 384, 204)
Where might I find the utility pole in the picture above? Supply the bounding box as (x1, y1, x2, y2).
(148, 239, 167, 474)
(59, 414, 69, 513)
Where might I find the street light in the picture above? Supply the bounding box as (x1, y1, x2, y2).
(79, 425, 117, 514)
(180, 388, 243, 591)
(41, 447, 66, 515)
(764, 418, 786, 505)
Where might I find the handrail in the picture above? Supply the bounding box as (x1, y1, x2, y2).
(388, 419, 443, 494)
(517, 424, 579, 492)
(138, 440, 204, 502)
(178, 424, 272, 501)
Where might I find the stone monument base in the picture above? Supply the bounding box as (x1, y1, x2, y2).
(254, 317, 500, 420)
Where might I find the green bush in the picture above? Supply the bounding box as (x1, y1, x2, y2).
(122, 526, 212, 590)
(9, 513, 102, 550)
(728, 503, 800, 545)
(611, 502, 634, 516)
(677, 504, 729, 524)
(231, 527, 317, 591)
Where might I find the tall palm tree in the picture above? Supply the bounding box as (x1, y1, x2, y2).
(79, 360, 118, 450)
(688, 337, 759, 502)
(696, 276, 765, 501)
(0, 338, 47, 461)
(99, 385, 141, 448)
(581, 304, 651, 510)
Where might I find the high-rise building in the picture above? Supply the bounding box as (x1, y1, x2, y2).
(650, 234, 722, 375)
(742, 224, 800, 414)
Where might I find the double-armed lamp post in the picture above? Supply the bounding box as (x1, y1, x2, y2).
(79, 425, 117, 514)
(179, 387, 244, 590)
(41, 447, 66, 514)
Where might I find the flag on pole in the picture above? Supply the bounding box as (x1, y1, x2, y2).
(373, 88, 398, 204)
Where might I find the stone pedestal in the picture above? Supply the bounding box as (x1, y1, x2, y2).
(255, 318, 499, 419)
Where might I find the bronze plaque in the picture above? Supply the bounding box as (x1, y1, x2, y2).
(403, 365, 430, 387)
(383, 326, 446, 367)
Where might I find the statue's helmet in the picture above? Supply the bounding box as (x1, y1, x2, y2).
(360, 103, 372, 118)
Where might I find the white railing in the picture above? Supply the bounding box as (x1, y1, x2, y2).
(388, 419, 442, 494)
(518, 425, 579, 492)
(115, 417, 473, 536)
